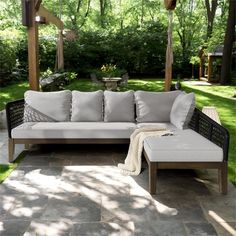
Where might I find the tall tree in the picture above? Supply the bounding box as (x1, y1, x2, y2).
(141, 0, 144, 25)
(205, 0, 218, 38)
(220, 0, 236, 84)
(99, 0, 108, 28)
(175, 0, 205, 70)
(66, 0, 91, 31)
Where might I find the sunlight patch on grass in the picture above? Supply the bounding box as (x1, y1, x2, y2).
(1, 94, 11, 98)
(183, 81, 236, 99)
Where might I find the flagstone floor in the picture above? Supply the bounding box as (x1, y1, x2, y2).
(0, 131, 235, 236)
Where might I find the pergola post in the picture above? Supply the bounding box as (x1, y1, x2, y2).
(165, 60, 172, 91)
(207, 54, 213, 83)
(27, 0, 39, 91)
(164, 0, 176, 91)
(22, 0, 64, 91)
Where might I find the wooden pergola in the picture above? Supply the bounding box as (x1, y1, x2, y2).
(23, 0, 63, 91)
(24, 0, 176, 91)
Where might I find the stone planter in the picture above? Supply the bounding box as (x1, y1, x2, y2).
(102, 77, 122, 91)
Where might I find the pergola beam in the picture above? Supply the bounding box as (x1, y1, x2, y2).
(37, 5, 64, 30)
(35, 0, 42, 11)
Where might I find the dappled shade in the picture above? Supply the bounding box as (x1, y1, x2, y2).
(0, 143, 235, 235)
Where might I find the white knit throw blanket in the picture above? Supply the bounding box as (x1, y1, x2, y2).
(118, 126, 173, 176)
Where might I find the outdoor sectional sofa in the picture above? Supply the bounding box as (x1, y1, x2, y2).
(6, 90, 229, 194)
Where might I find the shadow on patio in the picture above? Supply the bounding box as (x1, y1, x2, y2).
(0, 144, 235, 235)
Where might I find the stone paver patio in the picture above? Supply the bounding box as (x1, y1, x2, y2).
(0, 130, 236, 235)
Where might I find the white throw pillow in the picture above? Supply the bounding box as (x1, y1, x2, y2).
(71, 90, 103, 122)
(134, 90, 181, 122)
(104, 90, 135, 122)
(170, 92, 195, 129)
(24, 90, 72, 122)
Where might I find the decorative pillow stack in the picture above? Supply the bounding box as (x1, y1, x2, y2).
(134, 90, 181, 122)
(71, 90, 103, 122)
(24, 90, 72, 122)
(104, 91, 135, 122)
(170, 92, 195, 129)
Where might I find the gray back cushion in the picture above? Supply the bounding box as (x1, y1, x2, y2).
(170, 92, 195, 129)
(24, 90, 72, 122)
(135, 90, 181, 122)
(104, 90, 135, 122)
(71, 90, 103, 122)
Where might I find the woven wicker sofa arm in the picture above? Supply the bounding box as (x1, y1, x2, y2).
(6, 99, 25, 139)
(189, 108, 230, 161)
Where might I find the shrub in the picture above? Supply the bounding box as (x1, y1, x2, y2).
(0, 38, 17, 86)
(40, 68, 77, 91)
(39, 38, 57, 71)
(4, 21, 167, 81)
(63, 21, 167, 77)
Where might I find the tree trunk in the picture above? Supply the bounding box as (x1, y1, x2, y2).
(78, 0, 91, 29)
(141, 0, 144, 25)
(220, 0, 236, 84)
(100, 0, 106, 28)
(205, 0, 218, 38)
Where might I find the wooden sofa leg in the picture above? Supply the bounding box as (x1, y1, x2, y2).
(149, 162, 157, 194)
(218, 162, 228, 194)
(8, 139, 15, 163)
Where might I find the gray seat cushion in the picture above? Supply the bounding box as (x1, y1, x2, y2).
(134, 90, 181, 123)
(144, 129, 223, 162)
(12, 122, 137, 139)
(137, 122, 177, 131)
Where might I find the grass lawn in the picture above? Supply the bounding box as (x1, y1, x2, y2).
(182, 81, 236, 185)
(0, 78, 235, 185)
(0, 153, 25, 183)
(0, 82, 29, 110)
(0, 164, 16, 183)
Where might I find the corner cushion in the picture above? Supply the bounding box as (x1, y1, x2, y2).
(170, 92, 195, 129)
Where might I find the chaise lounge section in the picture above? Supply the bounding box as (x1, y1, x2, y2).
(143, 112, 229, 194)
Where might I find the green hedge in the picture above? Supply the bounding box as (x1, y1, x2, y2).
(64, 22, 167, 77)
(0, 38, 17, 85)
(1, 21, 168, 84)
